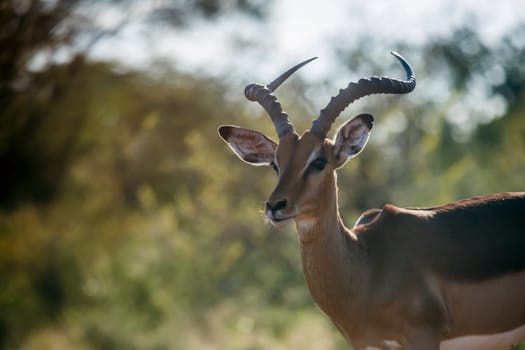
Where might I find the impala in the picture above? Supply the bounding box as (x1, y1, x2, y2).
(218, 52, 525, 350)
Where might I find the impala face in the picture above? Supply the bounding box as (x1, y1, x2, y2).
(219, 114, 374, 226)
(266, 131, 329, 226)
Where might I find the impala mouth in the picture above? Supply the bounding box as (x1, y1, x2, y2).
(267, 214, 296, 226)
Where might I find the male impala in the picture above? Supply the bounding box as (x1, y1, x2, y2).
(218, 52, 525, 350)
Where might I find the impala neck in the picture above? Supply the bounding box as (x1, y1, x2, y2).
(293, 176, 364, 328)
(294, 173, 351, 244)
(293, 171, 361, 276)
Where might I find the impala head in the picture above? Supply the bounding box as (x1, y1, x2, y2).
(219, 52, 416, 227)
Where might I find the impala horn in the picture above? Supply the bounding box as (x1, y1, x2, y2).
(310, 51, 416, 139)
(244, 57, 317, 138)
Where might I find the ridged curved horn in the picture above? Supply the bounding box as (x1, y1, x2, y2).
(245, 57, 317, 138)
(310, 52, 416, 139)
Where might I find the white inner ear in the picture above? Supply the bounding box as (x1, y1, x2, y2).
(333, 119, 371, 163)
(226, 128, 277, 165)
(227, 140, 274, 165)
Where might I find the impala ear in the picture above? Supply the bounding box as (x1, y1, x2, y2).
(333, 114, 374, 168)
(218, 125, 277, 166)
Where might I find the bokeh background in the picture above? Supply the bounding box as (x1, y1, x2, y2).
(1, 0, 525, 349)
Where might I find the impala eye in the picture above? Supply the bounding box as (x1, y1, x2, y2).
(309, 158, 327, 171)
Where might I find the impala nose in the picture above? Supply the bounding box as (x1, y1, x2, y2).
(265, 199, 287, 215)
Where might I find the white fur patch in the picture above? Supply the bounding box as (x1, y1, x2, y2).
(296, 220, 315, 232)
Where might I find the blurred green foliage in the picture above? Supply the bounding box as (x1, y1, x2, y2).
(1, 1, 524, 349)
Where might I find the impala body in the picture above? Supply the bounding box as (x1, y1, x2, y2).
(218, 53, 525, 349)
